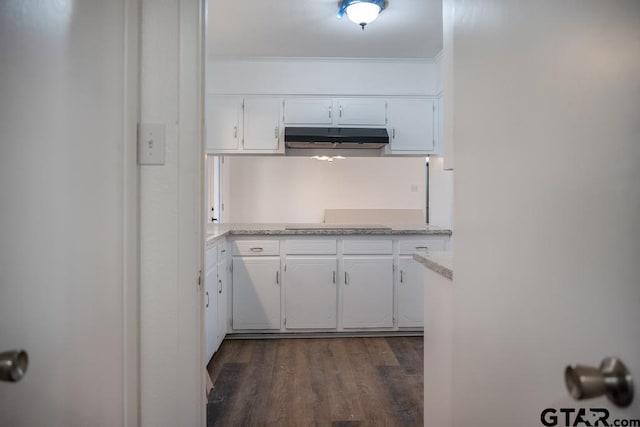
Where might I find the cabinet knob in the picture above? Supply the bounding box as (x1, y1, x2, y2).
(274, 126, 279, 139)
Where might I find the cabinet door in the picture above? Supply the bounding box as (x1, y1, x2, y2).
(232, 257, 281, 329)
(204, 263, 218, 362)
(336, 98, 387, 126)
(206, 95, 242, 152)
(243, 98, 281, 151)
(215, 260, 228, 351)
(398, 256, 425, 328)
(387, 99, 435, 152)
(285, 257, 337, 329)
(342, 256, 393, 328)
(283, 98, 333, 125)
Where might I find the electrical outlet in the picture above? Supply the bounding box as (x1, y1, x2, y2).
(410, 184, 419, 192)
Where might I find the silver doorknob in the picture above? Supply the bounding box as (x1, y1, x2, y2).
(565, 357, 633, 407)
(0, 349, 29, 383)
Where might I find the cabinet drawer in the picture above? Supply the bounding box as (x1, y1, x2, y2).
(286, 239, 337, 255)
(343, 240, 392, 255)
(206, 244, 217, 269)
(232, 240, 280, 256)
(399, 238, 446, 255)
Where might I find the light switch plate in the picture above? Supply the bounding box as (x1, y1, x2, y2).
(138, 123, 165, 165)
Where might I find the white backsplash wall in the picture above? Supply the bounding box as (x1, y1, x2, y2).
(222, 156, 426, 223)
(428, 156, 454, 230)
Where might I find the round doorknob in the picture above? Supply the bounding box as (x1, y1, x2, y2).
(0, 349, 29, 383)
(565, 357, 634, 408)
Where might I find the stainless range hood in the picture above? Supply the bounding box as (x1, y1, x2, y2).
(284, 127, 389, 149)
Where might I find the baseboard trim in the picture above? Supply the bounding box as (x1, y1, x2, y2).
(225, 330, 424, 340)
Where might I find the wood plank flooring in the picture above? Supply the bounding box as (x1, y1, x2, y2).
(207, 337, 423, 427)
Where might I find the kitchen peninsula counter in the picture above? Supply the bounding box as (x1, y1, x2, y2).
(206, 223, 452, 245)
(413, 250, 453, 280)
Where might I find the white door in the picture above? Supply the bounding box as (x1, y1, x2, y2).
(206, 95, 242, 152)
(243, 98, 281, 151)
(283, 98, 333, 125)
(397, 257, 425, 328)
(285, 257, 338, 329)
(232, 257, 281, 329)
(387, 99, 435, 152)
(342, 257, 394, 328)
(0, 2, 135, 426)
(449, 1, 640, 426)
(216, 259, 228, 349)
(204, 263, 218, 363)
(336, 98, 387, 126)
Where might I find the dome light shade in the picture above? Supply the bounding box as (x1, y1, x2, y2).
(339, 0, 385, 30)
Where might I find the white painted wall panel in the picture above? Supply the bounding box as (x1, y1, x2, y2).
(207, 58, 440, 96)
(139, 0, 202, 426)
(428, 156, 454, 230)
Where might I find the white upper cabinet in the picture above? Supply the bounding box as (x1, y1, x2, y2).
(206, 95, 243, 152)
(284, 97, 387, 127)
(336, 98, 387, 126)
(283, 98, 333, 125)
(243, 97, 281, 151)
(387, 98, 436, 153)
(205, 95, 438, 155)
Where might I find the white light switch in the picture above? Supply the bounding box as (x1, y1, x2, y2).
(138, 123, 165, 165)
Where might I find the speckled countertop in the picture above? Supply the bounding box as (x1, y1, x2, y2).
(413, 251, 453, 280)
(206, 223, 452, 244)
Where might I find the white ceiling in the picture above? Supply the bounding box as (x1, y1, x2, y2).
(207, 0, 443, 60)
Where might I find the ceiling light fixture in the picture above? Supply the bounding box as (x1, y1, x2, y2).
(338, 0, 385, 31)
(311, 155, 346, 163)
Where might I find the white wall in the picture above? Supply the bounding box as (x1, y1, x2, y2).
(428, 156, 454, 230)
(207, 58, 440, 96)
(222, 156, 426, 223)
(139, 0, 203, 426)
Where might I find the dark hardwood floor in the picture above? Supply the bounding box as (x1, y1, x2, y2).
(207, 337, 424, 427)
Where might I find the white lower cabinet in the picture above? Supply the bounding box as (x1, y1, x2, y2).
(204, 261, 218, 362)
(216, 259, 229, 347)
(227, 236, 447, 333)
(341, 256, 394, 329)
(285, 257, 337, 329)
(232, 256, 281, 329)
(397, 256, 425, 328)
